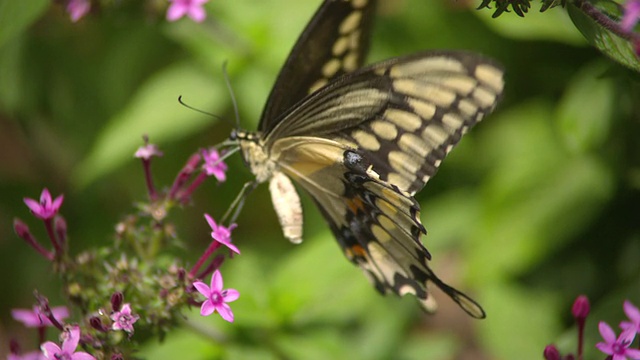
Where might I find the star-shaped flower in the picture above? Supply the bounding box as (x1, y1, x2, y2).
(167, 0, 209, 23)
(12, 306, 69, 328)
(23, 189, 64, 221)
(621, 300, 640, 334)
(204, 214, 239, 254)
(41, 326, 95, 360)
(202, 148, 228, 183)
(110, 303, 140, 333)
(193, 270, 239, 322)
(596, 321, 640, 360)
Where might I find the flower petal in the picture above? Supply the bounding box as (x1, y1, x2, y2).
(41, 342, 63, 358)
(624, 300, 640, 323)
(193, 281, 211, 297)
(40, 189, 52, 204)
(167, 4, 187, 21)
(188, 7, 206, 22)
(200, 300, 215, 316)
(620, 328, 637, 343)
(23, 198, 42, 214)
(71, 352, 96, 360)
(210, 270, 223, 292)
(596, 342, 614, 355)
(222, 289, 240, 303)
(62, 326, 81, 354)
(204, 213, 218, 232)
(625, 349, 640, 359)
(11, 308, 40, 326)
(217, 303, 234, 322)
(599, 321, 617, 343)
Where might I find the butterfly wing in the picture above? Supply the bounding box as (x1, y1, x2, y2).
(259, 0, 377, 131)
(263, 51, 503, 317)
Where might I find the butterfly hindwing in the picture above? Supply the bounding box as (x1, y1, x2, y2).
(269, 137, 485, 318)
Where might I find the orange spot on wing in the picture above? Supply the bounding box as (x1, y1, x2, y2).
(346, 196, 365, 214)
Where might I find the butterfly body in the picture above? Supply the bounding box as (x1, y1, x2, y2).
(232, 0, 504, 318)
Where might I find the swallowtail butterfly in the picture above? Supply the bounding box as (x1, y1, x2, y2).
(229, 0, 504, 318)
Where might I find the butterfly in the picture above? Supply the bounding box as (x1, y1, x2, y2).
(229, 0, 504, 318)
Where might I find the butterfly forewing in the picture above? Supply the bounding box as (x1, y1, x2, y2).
(259, 0, 377, 131)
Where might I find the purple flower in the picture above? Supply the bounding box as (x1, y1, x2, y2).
(67, 0, 90, 22)
(24, 189, 64, 221)
(167, 0, 209, 23)
(41, 325, 95, 360)
(205, 214, 239, 254)
(202, 148, 228, 182)
(12, 306, 69, 328)
(622, 0, 640, 32)
(8, 351, 46, 360)
(134, 143, 163, 160)
(621, 300, 640, 334)
(110, 303, 139, 333)
(596, 321, 640, 360)
(193, 270, 239, 322)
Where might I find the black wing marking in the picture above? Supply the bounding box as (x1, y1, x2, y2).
(259, 0, 377, 132)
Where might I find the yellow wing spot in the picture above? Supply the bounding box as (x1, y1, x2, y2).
(371, 224, 392, 243)
(441, 113, 464, 132)
(332, 36, 350, 56)
(352, 0, 368, 9)
(442, 76, 477, 95)
(322, 58, 342, 78)
(390, 56, 464, 77)
(407, 98, 436, 120)
(394, 79, 457, 107)
(370, 120, 398, 140)
(389, 150, 420, 175)
(475, 64, 505, 92)
(352, 129, 381, 151)
(343, 52, 359, 72)
(472, 86, 497, 108)
(458, 98, 478, 117)
(398, 132, 430, 158)
(385, 109, 422, 132)
(308, 78, 328, 94)
(339, 10, 362, 34)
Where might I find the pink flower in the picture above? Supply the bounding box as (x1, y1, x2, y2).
(110, 303, 139, 333)
(41, 326, 95, 360)
(621, 300, 640, 334)
(205, 214, 239, 254)
(134, 143, 163, 160)
(193, 270, 239, 322)
(596, 321, 640, 360)
(202, 148, 228, 182)
(12, 306, 69, 328)
(8, 351, 46, 360)
(23, 189, 64, 221)
(66, 0, 90, 22)
(622, 0, 640, 32)
(166, 0, 209, 23)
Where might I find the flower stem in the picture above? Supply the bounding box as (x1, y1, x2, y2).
(189, 240, 222, 278)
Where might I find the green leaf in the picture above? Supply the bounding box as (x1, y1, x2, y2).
(0, 0, 49, 49)
(73, 61, 225, 188)
(474, 4, 585, 45)
(568, 2, 640, 72)
(556, 61, 615, 153)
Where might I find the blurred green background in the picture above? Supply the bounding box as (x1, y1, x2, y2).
(1, 0, 639, 359)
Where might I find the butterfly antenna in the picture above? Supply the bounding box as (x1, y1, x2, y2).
(220, 181, 257, 225)
(177, 96, 236, 128)
(222, 61, 241, 129)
